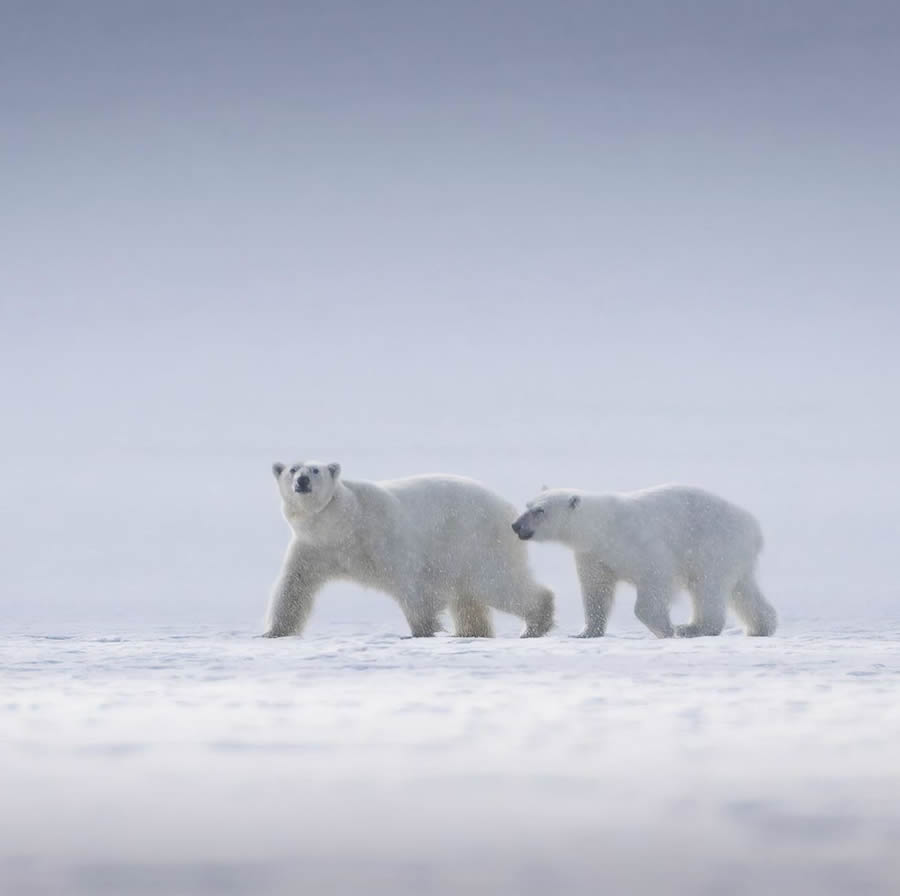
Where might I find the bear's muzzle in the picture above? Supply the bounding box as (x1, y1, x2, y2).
(511, 516, 534, 540)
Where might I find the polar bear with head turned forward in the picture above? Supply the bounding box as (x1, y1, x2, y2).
(265, 460, 554, 639)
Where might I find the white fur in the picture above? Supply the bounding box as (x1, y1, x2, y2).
(265, 461, 554, 638)
(512, 485, 777, 638)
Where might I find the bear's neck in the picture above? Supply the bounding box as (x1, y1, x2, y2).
(285, 483, 351, 536)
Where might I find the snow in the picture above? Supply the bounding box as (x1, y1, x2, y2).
(4, 618, 900, 895)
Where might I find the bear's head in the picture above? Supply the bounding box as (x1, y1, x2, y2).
(271, 460, 342, 515)
(512, 490, 582, 542)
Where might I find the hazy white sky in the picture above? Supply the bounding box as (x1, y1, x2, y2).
(2, 1, 898, 627)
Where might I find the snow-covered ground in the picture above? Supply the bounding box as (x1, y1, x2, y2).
(4, 618, 900, 895)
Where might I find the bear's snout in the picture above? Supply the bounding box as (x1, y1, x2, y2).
(295, 475, 312, 493)
(512, 516, 533, 540)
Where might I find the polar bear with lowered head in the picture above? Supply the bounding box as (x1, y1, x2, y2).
(512, 484, 776, 638)
(265, 461, 554, 638)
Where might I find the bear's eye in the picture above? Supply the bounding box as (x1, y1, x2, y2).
(312, 467, 319, 475)
(535, 507, 545, 515)
(289, 465, 299, 475)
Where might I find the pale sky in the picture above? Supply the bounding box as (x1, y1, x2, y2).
(3, 1, 899, 627)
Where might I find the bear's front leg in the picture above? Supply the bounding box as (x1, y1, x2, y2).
(574, 553, 617, 637)
(263, 541, 326, 637)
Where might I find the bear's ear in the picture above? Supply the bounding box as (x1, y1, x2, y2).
(569, 495, 581, 509)
(540, 483, 549, 492)
(272, 462, 285, 480)
(327, 462, 341, 480)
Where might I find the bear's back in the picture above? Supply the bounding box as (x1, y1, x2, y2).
(358, 474, 515, 546)
(623, 484, 762, 555)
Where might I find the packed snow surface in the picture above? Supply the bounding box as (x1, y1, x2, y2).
(3, 618, 900, 895)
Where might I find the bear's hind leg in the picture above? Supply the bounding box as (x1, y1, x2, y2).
(731, 574, 777, 636)
(398, 586, 444, 637)
(450, 593, 494, 638)
(468, 563, 554, 638)
(521, 587, 555, 638)
(402, 607, 443, 637)
(674, 587, 727, 638)
(634, 582, 675, 638)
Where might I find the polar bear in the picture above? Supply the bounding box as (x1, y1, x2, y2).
(264, 461, 555, 638)
(512, 485, 776, 638)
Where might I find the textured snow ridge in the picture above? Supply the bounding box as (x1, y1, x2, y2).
(3, 621, 900, 895)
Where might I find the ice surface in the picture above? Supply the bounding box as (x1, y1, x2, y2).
(3, 619, 900, 895)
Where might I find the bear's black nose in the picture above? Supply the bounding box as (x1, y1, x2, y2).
(511, 519, 521, 534)
(295, 475, 311, 493)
